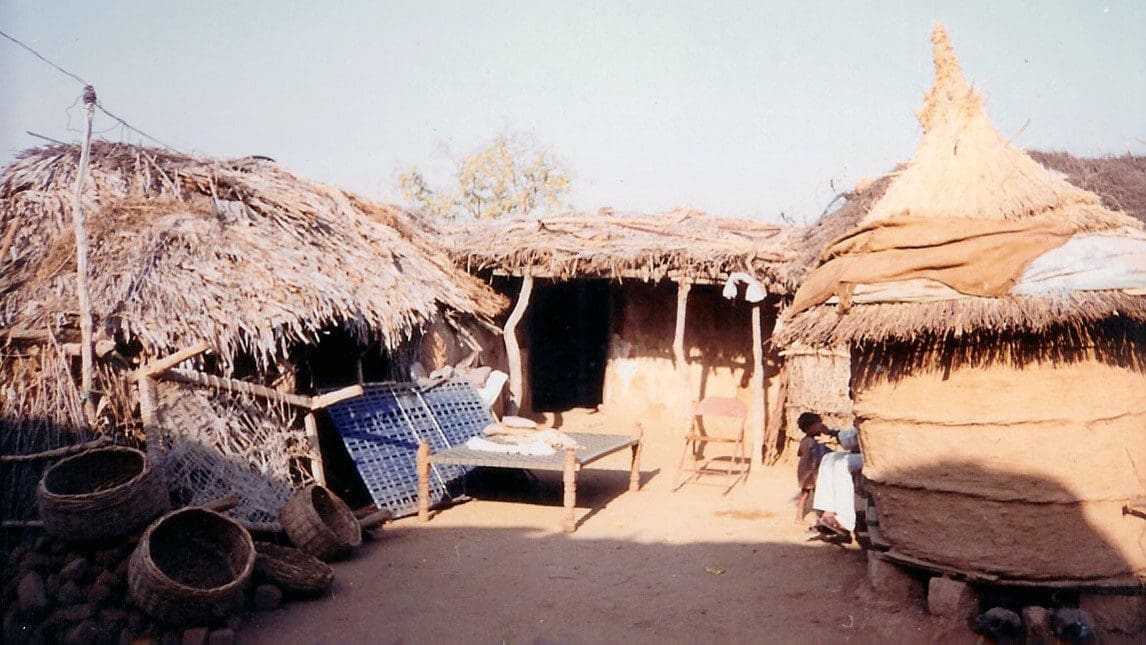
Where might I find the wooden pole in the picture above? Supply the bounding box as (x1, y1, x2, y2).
(416, 441, 431, 522)
(563, 447, 577, 533)
(137, 374, 160, 459)
(629, 424, 643, 493)
(672, 281, 692, 418)
(71, 85, 98, 424)
(504, 275, 534, 415)
(750, 304, 766, 467)
(304, 412, 326, 486)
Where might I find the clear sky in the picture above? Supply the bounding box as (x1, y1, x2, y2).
(2, 2, 1143, 223)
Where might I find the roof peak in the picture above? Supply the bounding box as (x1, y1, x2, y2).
(917, 22, 981, 134)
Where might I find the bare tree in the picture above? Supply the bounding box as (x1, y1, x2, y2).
(399, 131, 571, 220)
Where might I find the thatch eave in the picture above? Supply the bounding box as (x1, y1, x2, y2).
(449, 209, 802, 294)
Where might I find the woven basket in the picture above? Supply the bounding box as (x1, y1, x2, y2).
(280, 485, 362, 561)
(37, 446, 170, 540)
(254, 541, 334, 594)
(128, 507, 255, 626)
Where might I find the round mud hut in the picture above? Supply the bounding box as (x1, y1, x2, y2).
(779, 26, 1146, 587)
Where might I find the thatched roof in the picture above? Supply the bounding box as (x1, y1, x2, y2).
(0, 142, 506, 364)
(1030, 151, 1146, 226)
(448, 208, 801, 293)
(778, 25, 1145, 348)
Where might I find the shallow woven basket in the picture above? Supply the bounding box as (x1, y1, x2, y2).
(254, 541, 334, 594)
(280, 485, 362, 561)
(37, 446, 170, 541)
(128, 507, 255, 626)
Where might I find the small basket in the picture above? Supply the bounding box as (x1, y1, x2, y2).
(280, 485, 362, 561)
(38, 446, 170, 540)
(128, 507, 255, 626)
(254, 541, 334, 594)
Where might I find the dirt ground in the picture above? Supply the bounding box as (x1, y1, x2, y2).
(244, 423, 974, 644)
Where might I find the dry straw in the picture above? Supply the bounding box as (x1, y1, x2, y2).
(778, 25, 1145, 348)
(449, 208, 801, 292)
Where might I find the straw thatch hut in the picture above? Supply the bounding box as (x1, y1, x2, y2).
(1, 142, 504, 526)
(784, 152, 1145, 438)
(450, 208, 800, 464)
(779, 26, 1146, 586)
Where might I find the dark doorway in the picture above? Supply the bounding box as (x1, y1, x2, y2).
(528, 280, 610, 411)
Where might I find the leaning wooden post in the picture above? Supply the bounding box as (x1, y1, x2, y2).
(71, 85, 98, 424)
(629, 424, 644, 493)
(563, 447, 577, 533)
(137, 374, 160, 459)
(672, 280, 692, 418)
(750, 303, 766, 468)
(503, 274, 534, 415)
(416, 441, 431, 522)
(304, 412, 326, 487)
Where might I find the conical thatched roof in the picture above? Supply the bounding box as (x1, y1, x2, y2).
(448, 208, 800, 293)
(778, 25, 1146, 348)
(0, 142, 505, 363)
(863, 27, 1136, 232)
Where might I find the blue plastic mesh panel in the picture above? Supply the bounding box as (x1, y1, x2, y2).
(323, 378, 493, 518)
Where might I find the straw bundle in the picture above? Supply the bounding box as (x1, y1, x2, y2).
(449, 208, 800, 292)
(37, 446, 169, 540)
(128, 507, 255, 625)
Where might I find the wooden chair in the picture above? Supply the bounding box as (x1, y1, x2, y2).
(674, 397, 749, 494)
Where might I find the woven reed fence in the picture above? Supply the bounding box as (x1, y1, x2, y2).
(782, 343, 853, 440)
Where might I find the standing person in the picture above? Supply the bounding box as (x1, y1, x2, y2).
(795, 412, 833, 523)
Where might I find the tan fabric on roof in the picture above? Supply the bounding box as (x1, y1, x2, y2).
(788, 215, 1076, 316)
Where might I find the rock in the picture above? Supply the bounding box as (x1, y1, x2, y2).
(182, 626, 210, 645)
(252, 583, 283, 611)
(16, 571, 50, 618)
(63, 619, 100, 645)
(206, 628, 235, 645)
(973, 607, 1023, 641)
(20, 551, 49, 572)
(927, 576, 979, 621)
(94, 549, 120, 568)
(1052, 607, 1096, 641)
(129, 636, 158, 645)
(50, 539, 68, 555)
(866, 554, 924, 605)
(1021, 606, 1052, 643)
(88, 580, 114, 604)
(46, 572, 61, 596)
(57, 580, 85, 605)
(101, 606, 129, 626)
(57, 603, 96, 623)
(127, 610, 145, 632)
(33, 536, 52, 552)
(1079, 592, 1145, 634)
(9, 545, 29, 566)
(60, 557, 91, 582)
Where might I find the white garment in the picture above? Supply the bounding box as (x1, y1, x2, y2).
(812, 452, 864, 531)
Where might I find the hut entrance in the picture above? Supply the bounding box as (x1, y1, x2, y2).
(528, 280, 610, 411)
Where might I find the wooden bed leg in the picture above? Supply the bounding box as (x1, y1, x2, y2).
(563, 448, 577, 533)
(629, 424, 643, 492)
(417, 441, 431, 522)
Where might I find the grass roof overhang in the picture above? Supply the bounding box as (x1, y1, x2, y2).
(448, 208, 802, 294)
(0, 142, 507, 365)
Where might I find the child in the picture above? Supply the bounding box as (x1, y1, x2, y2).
(795, 412, 833, 523)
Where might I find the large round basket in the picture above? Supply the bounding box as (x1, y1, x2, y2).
(37, 446, 169, 541)
(280, 485, 362, 561)
(254, 541, 334, 595)
(128, 507, 255, 626)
